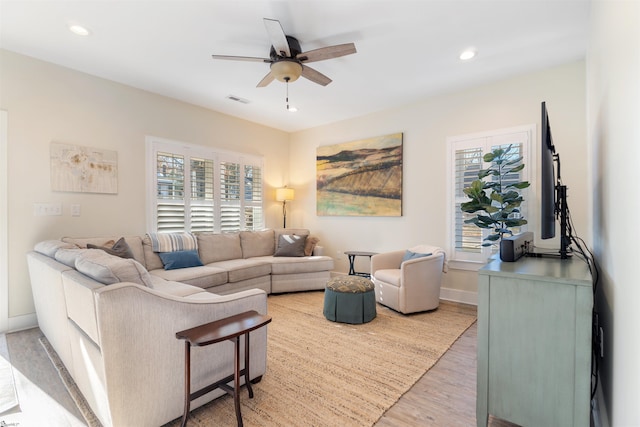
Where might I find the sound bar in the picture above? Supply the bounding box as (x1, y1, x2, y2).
(499, 232, 534, 262)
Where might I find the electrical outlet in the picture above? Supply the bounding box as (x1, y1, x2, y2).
(33, 203, 62, 216)
(71, 204, 81, 217)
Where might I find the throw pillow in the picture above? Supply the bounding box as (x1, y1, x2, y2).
(274, 234, 307, 257)
(147, 232, 198, 253)
(158, 250, 204, 270)
(75, 249, 153, 287)
(402, 250, 432, 262)
(87, 237, 135, 259)
(304, 236, 320, 256)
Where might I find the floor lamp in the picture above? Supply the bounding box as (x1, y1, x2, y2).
(276, 187, 295, 228)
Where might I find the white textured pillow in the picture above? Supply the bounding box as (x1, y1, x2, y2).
(75, 249, 153, 287)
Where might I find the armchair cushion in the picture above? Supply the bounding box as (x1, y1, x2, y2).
(374, 269, 401, 286)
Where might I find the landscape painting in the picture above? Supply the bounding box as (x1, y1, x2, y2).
(317, 133, 403, 216)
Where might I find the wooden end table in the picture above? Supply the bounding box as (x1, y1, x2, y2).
(344, 251, 378, 278)
(175, 310, 272, 427)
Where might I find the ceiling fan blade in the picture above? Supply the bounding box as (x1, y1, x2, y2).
(301, 66, 332, 86)
(211, 54, 271, 63)
(297, 43, 357, 63)
(264, 18, 291, 57)
(256, 71, 275, 87)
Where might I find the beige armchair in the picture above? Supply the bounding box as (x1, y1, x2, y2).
(371, 245, 447, 314)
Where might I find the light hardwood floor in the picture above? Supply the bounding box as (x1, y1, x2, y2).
(3, 302, 518, 426)
(375, 320, 516, 427)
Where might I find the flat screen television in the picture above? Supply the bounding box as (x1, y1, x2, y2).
(540, 102, 556, 239)
(539, 101, 571, 258)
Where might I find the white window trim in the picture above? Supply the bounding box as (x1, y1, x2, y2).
(446, 124, 535, 269)
(145, 136, 264, 233)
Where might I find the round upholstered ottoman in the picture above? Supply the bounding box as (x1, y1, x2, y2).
(323, 276, 376, 324)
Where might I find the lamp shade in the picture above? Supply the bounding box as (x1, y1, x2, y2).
(276, 187, 295, 202)
(271, 60, 303, 83)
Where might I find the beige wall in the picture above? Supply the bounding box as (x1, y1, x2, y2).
(0, 50, 589, 325)
(0, 50, 289, 320)
(289, 61, 587, 298)
(587, 1, 640, 425)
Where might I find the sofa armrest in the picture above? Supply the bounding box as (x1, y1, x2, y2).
(93, 283, 268, 427)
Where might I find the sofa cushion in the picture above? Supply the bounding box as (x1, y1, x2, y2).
(274, 234, 307, 257)
(255, 255, 335, 275)
(240, 229, 275, 258)
(55, 248, 87, 267)
(87, 237, 135, 259)
(197, 233, 243, 264)
(158, 250, 204, 270)
(206, 259, 271, 283)
(34, 240, 78, 257)
(273, 228, 309, 248)
(148, 277, 208, 297)
(75, 249, 153, 287)
(148, 266, 228, 289)
(62, 236, 146, 266)
(142, 235, 165, 271)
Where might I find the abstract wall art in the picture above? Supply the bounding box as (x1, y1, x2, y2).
(316, 132, 403, 216)
(51, 142, 118, 194)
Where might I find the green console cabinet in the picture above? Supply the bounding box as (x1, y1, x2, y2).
(476, 257, 592, 427)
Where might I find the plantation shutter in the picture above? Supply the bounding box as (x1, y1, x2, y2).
(454, 147, 483, 253)
(220, 161, 241, 232)
(156, 152, 186, 232)
(190, 157, 214, 233)
(243, 165, 263, 231)
(148, 138, 264, 234)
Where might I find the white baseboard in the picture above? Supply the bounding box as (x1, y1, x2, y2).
(440, 287, 478, 306)
(7, 312, 37, 333)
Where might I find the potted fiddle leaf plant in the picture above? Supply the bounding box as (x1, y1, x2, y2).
(461, 144, 530, 251)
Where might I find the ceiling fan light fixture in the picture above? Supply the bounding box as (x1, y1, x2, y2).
(270, 60, 303, 82)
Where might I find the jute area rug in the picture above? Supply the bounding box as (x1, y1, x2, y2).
(41, 291, 476, 427)
(165, 291, 476, 427)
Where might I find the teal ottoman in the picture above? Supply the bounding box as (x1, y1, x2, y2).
(323, 276, 376, 324)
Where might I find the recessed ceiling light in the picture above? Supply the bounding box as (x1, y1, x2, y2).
(68, 24, 91, 36)
(459, 48, 477, 61)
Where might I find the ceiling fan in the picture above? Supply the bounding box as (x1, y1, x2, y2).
(212, 18, 357, 87)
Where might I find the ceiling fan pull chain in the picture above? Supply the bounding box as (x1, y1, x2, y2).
(285, 77, 290, 111)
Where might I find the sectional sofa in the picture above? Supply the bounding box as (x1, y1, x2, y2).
(26, 228, 333, 427)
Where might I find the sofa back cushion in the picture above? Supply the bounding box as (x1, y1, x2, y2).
(75, 249, 153, 287)
(62, 236, 146, 266)
(240, 229, 275, 259)
(34, 240, 78, 257)
(197, 233, 242, 264)
(142, 235, 165, 271)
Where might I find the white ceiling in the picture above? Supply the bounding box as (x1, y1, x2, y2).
(0, 0, 590, 133)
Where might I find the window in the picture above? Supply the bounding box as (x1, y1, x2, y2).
(447, 125, 533, 264)
(146, 137, 264, 233)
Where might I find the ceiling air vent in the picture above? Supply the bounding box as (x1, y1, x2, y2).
(226, 95, 250, 104)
